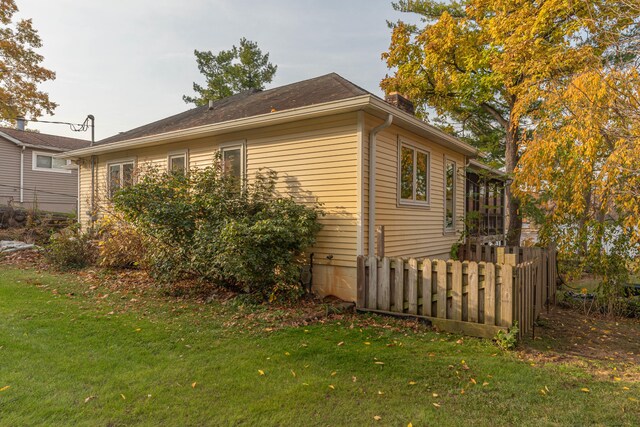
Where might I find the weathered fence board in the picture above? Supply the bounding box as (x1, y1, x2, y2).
(357, 248, 555, 339)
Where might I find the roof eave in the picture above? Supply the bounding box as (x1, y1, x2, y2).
(365, 97, 478, 157)
(60, 96, 373, 159)
(0, 130, 67, 152)
(61, 94, 478, 159)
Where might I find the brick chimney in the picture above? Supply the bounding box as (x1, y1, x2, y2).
(385, 92, 414, 115)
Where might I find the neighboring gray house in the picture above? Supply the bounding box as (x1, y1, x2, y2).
(0, 122, 90, 213)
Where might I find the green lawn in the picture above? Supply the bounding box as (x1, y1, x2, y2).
(0, 267, 638, 426)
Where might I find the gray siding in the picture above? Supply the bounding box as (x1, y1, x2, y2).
(23, 148, 78, 213)
(0, 140, 21, 207)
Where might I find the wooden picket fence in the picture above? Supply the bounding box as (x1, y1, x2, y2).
(458, 245, 558, 316)
(356, 248, 557, 339)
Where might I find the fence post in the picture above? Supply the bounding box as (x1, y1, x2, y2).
(376, 226, 385, 257)
(357, 256, 366, 308)
(367, 256, 378, 309)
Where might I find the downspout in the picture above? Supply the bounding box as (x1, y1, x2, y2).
(89, 115, 96, 230)
(20, 146, 25, 203)
(368, 114, 393, 256)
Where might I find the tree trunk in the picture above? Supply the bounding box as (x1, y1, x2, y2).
(504, 126, 522, 246)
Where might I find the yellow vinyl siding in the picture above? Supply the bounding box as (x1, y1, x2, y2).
(78, 113, 360, 272)
(364, 113, 466, 259)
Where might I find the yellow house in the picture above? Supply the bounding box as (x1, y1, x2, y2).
(62, 73, 478, 302)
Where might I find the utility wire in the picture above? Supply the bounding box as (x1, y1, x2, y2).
(24, 116, 93, 133)
(0, 183, 77, 199)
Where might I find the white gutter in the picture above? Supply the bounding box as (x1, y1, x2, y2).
(19, 146, 24, 203)
(61, 95, 478, 159)
(368, 114, 393, 256)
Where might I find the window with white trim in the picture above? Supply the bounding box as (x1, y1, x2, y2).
(444, 159, 456, 231)
(221, 143, 244, 179)
(32, 151, 71, 173)
(168, 151, 188, 174)
(398, 142, 430, 205)
(108, 160, 135, 198)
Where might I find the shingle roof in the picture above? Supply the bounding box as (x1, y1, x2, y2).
(97, 73, 370, 145)
(0, 127, 90, 151)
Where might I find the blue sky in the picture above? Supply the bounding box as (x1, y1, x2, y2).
(18, 1, 409, 140)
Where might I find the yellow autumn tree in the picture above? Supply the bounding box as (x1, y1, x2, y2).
(0, 0, 56, 123)
(515, 61, 640, 312)
(382, 0, 635, 245)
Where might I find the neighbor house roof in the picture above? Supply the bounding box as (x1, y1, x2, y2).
(62, 73, 478, 158)
(0, 127, 90, 152)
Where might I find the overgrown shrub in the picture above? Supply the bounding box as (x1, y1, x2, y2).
(45, 224, 96, 270)
(96, 214, 146, 268)
(113, 164, 323, 301)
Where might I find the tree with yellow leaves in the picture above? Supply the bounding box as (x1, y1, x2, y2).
(381, 0, 636, 246)
(0, 0, 56, 123)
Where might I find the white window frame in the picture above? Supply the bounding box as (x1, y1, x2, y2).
(444, 157, 457, 233)
(107, 158, 136, 198)
(397, 139, 431, 207)
(167, 149, 189, 173)
(219, 140, 246, 179)
(32, 151, 71, 174)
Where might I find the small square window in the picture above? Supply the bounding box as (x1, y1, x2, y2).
(168, 152, 187, 174)
(108, 160, 135, 198)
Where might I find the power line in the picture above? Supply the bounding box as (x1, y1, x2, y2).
(23, 115, 93, 133)
(0, 183, 77, 199)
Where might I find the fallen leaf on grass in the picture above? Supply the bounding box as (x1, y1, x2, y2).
(470, 378, 477, 385)
(284, 352, 290, 356)
(291, 370, 296, 378)
(580, 388, 590, 393)
(482, 382, 489, 386)
(191, 382, 197, 388)
(120, 394, 126, 400)
(364, 342, 371, 345)
(329, 385, 335, 390)
(432, 403, 441, 408)
(378, 390, 384, 395)
(408, 381, 417, 385)
(432, 393, 439, 398)
(373, 416, 382, 421)
(352, 376, 357, 383)
(629, 397, 638, 402)
(613, 377, 621, 381)
(374, 361, 385, 365)
(258, 370, 265, 376)
(622, 386, 630, 391)
(84, 396, 96, 403)
(408, 423, 413, 427)
(337, 341, 344, 346)
(0, 386, 9, 392)
(331, 371, 337, 377)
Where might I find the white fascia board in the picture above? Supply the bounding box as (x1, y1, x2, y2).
(365, 97, 478, 157)
(60, 96, 373, 159)
(61, 94, 478, 159)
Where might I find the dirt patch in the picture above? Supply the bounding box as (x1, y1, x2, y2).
(520, 306, 640, 380)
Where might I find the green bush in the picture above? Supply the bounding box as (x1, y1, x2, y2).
(113, 164, 323, 301)
(45, 224, 96, 270)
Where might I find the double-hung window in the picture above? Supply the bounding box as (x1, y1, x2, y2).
(220, 142, 245, 180)
(398, 142, 430, 206)
(32, 151, 71, 173)
(108, 160, 135, 198)
(168, 150, 188, 174)
(444, 159, 457, 232)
